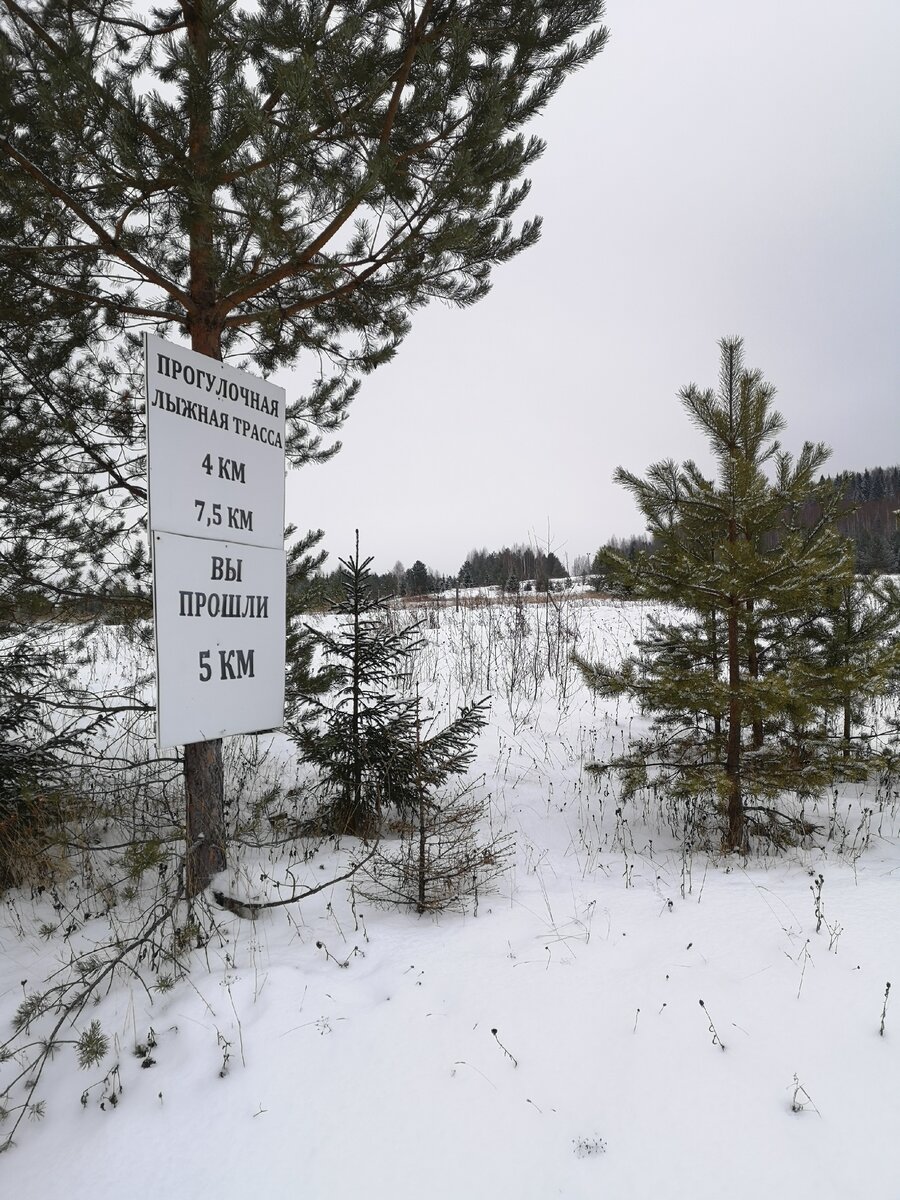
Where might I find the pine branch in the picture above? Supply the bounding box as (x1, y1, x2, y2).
(0, 137, 192, 310)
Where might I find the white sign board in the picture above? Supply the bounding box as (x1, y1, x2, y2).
(152, 532, 286, 748)
(145, 332, 286, 550)
(145, 334, 288, 747)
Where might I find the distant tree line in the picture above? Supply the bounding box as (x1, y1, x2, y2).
(589, 467, 900, 585)
(826, 467, 900, 574)
(460, 544, 568, 591)
(315, 557, 451, 601)
(837, 466, 900, 502)
(313, 542, 572, 601)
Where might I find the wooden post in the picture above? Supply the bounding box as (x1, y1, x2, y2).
(184, 737, 225, 895)
(182, 298, 227, 895)
(182, 4, 227, 897)
(182, 309, 227, 898)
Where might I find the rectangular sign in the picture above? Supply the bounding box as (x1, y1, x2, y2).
(145, 332, 286, 550)
(152, 531, 286, 748)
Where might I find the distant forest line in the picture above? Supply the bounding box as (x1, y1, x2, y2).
(18, 467, 895, 620)
(828, 466, 900, 572)
(317, 544, 573, 600)
(589, 466, 900, 582)
(323, 466, 900, 599)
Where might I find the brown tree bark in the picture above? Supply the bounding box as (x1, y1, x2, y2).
(182, 316, 228, 895)
(747, 599, 764, 750)
(184, 738, 225, 895)
(709, 609, 722, 740)
(725, 600, 746, 852)
(720, 500, 747, 853)
(182, 5, 226, 896)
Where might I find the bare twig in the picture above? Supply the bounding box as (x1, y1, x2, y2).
(212, 846, 377, 916)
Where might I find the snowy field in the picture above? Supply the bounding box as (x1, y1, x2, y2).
(2, 596, 899, 1199)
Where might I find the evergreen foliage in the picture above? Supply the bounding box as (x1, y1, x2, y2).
(294, 535, 492, 839)
(284, 525, 334, 726)
(576, 337, 857, 852)
(783, 466, 900, 573)
(357, 693, 505, 913)
(0, 284, 151, 886)
(315, 556, 456, 601)
(597, 467, 900, 578)
(835, 466, 900, 503)
(406, 560, 432, 597)
(800, 577, 900, 757)
(1, 0, 607, 887)
(385, 692, 492, 818)
(590, 535, 654, 593)
(0, 638, 63, 887)
(825, 467, 900, 573)
(292, 535, 423, 836)
(461, 544, 568, 589)
(0, 318, 146, 618)
(1, 0, 608, 376)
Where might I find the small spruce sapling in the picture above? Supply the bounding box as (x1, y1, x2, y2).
(358, 695, 512, 913)
(292, 533, 423, 837)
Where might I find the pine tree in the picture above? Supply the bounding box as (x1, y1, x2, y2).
(0, 266, 147, 614)
(802, 577, 900, 758)
(577, 338, 854, 851)
(0, 280, 151, 885)
(1, 0, 608, 891)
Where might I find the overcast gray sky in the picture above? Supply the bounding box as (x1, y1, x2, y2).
(286, 0, 900, 576)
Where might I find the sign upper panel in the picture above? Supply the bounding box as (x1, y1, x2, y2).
(145, 332, 286, 550)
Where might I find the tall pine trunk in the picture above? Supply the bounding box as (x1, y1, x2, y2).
(183, 5, 226, 897)
(725, 600, 746, 852)
(842, 695, 852, 759)
(725, 511, 746, 852)
(747, 599, 764, 749)
(708, 607, 722, 739)
(183, 299, 227, 896)
(416, 703, 427, 913)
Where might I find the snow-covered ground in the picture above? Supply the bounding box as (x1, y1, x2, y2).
(2, 598, 899, 1199)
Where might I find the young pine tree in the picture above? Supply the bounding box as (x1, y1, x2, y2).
(802, 577, 900, 759)
(577, 338, 854, 851)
